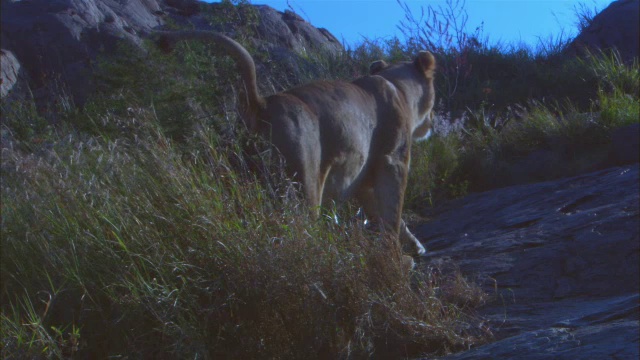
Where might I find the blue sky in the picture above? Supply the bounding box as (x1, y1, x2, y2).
(208, 1, 613, 49)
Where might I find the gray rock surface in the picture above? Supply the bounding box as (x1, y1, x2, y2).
(609, 123, 640, 165)
(414, 165, 639, 359)
(254, 5, 342, 56)
(0, 49, 23, 98)
(568, 0, 640, 63)
(0, 0, 343, 106)
(1, 0, 164, 104)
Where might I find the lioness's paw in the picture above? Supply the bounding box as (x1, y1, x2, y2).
(414, 241, 427, 256)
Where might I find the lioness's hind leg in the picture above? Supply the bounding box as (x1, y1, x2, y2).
(373, 155, 407, 231)
(355, 187, 378, 225)
(356, 185, 425, 257)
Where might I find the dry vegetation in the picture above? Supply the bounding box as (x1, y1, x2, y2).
(1, 116, 486, 358)
(2, 0, 638, 358)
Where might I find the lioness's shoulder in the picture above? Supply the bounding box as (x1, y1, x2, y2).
(351, 74, 400, 102)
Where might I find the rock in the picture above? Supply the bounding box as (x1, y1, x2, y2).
(501, 148, 566, 186)
(567, 0, 640, 63)
(0, 0, 343, 108)
(164, 0, 200, 16)
(413, 165, 639, 359)
(608, 123, 640, 165)
(1, 0, 164, 104)
(255, 6, 342, 56)
(0, 49, 24, 98)
(241, 5, 344, 87)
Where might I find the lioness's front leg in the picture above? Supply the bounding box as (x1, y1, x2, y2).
(356, 188, 425, 256)
(399, 219, 426, 256)
(358, 155, 426, 256)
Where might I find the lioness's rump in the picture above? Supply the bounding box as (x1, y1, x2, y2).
(155, 30, 436, 258)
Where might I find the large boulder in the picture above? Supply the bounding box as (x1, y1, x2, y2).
(608, 123, 640, 165)
(0, 0, 343, 108)
(0, 49, 24, 99)
(1, 0, 164, 105)
(163, 2, 344, 91)
(567, 0, 640, 63)
(255, 6, 342, 56)
(413, 165, 639, 359)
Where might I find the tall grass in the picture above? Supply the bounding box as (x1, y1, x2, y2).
(389, 0, 640, 203)
(406, 48, 639, 200)
(1, 106, 486, 358)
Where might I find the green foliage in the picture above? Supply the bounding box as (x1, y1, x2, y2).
(1, 111, 485, 358)
(291, 37, 411, 86)
(416, 83, 639, 197)
(0, 94, 52, 145)
(392, 0, 639, 204)
(584, 49, 639, 96)
(573, 1, 605, 32)
(394, 0, 610, 115)
(599, 90, 640, 127)
(406, 135, 465, 208)
(203, 0, 260, 44)
(398, 0, 486, 111)
(86, 39, 241, 142)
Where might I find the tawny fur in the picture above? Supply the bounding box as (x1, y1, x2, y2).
(155, 30, 436, 256)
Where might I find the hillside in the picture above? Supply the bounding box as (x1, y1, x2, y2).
(1, 0, 638, 358)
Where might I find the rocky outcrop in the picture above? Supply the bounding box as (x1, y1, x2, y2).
(609, 123, 640, 165)
(254, 6, 342, 56)
(249, 5, 343, 86)
(414, 165, 639, 359)
(0, 0, 343, 107)
(0, 49, 23, 99)
(568, 0, 639, 63)
(164, 2, 342, 56)
(1, 0, 165, 104)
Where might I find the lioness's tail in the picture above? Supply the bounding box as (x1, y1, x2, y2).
(154, 30, 266, 132)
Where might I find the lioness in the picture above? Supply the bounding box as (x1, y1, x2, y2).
(155, 31, 435, 257)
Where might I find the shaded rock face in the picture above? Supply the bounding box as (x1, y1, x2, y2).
(250, 5, 343, 87)
(255, 6, 342, 56)
(414, 165, 639, 359)
(609, 123, 640, 165)
(1, 0, 164, 104)
(0, 0, 343, 107)
(0, 49, 23, 98)
(568, 0, 640, 63)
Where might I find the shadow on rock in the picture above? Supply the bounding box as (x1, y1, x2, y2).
(414, 165, 639, 359)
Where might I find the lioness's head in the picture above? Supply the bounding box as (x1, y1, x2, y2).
(370, 52, 436, 141)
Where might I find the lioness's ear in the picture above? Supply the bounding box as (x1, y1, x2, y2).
(415, 51, 436, 76)
(369, 60, 388, 74)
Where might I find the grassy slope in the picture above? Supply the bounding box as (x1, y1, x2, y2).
(1, 31, 486, 360)
(1, 1, 638, 358)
